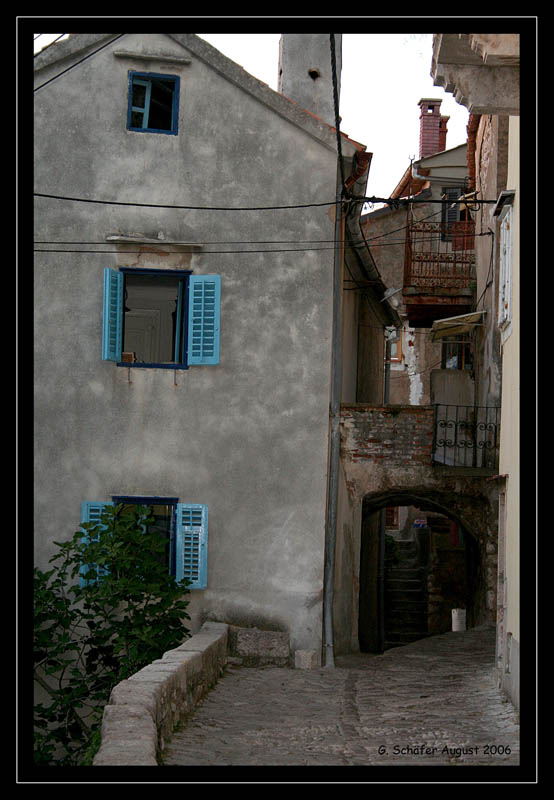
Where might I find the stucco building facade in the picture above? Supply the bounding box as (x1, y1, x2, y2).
(33, 32, 394, 661)
(32, 33, 524, 701)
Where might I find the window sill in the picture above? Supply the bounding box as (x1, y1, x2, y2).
(117, 362, 189, 370)
(106, 235, 202, 251)
(127, 126, 179, 136)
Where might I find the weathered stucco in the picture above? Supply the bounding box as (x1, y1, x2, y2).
(33, 33, 358, 654)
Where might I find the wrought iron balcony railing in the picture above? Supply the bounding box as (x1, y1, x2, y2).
(404, 220, 476, 290)
(432, 405, 500, 469)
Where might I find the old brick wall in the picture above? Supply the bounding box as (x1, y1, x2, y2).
(335, 403, 500, 655)
(341, 404, 435, 468)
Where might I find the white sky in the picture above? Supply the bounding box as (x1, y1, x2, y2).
(34, 32, 469, 200)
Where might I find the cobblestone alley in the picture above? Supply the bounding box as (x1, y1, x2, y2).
(162, 626, 526, 776)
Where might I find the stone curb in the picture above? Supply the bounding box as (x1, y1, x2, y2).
(93, 621, 229, 766)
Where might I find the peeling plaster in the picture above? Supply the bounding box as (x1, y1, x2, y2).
(404, 326, 424, 405)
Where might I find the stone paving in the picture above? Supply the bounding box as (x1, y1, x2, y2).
(162, 626, 521, 770)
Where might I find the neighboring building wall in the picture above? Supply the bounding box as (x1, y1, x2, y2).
(33, 33, 350, 656)
(353, 292, 386, 405)
(431, 31, 521, 710)
(360, 201, 443, 407)
(471, 113, 509, 409)
(497, 116, 520, 709)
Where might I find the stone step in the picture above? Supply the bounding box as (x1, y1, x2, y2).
(386, 598, 428, 610)
(385, 589, 426, 602)
(385, 611, 426, 624)
(393, 541, 418, 557)
(386, 568, 423, 581)
(386, 578, 423, 591)
(386, 607, 428, 621)
(395, 538, 418, 548)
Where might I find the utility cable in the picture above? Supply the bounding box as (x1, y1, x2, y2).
(389, 358, 444, 379)
(34, 246, 352, 255)
(34, 190, 498, 213)
(33, 33, 67, 54)
(33, 229, 493, 251)
(361, 208, 443, 240)
(33, 192, 342, 212)
(34, 34, 125, 91)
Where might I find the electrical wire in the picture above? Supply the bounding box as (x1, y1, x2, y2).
(389, 358, 444, 379)
(34, 238, 339, 246)
(361, 208, 443, 240)
(34, 191, 498, 213)
(32, 229, 493, 253)
(33, 239, 405, 256)
(33, 36, 490, 385)
(33, 192, 343, 212)
(34, 34, 125, 91)
(33, 246, 345, 255)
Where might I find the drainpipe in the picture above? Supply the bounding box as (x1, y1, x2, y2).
(378, 334, 392, 652)
(384, 335, 392, 407)
(323, 181, 344, 669)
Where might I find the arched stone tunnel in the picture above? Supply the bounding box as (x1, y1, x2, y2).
(358, 487, 493, 652)
(333, 405, 499, 656)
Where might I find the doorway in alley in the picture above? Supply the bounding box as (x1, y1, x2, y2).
(358, 492, 483, 653)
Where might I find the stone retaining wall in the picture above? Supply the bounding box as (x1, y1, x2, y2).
(92, 621, 301, 766)
(93, 621, 229, 766)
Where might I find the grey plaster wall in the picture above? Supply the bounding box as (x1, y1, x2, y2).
(33, 34, 352, 653)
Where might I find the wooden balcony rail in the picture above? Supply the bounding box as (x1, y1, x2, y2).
(404, 220, 476, 290)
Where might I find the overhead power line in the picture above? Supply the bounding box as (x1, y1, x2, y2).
(33, 192, 342, 212)
(34, 34, 125, 90)
(33, 229, 493, 257)
(34, 191, 498, 213)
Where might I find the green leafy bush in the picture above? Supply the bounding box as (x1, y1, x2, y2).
(33, 504, 191, 765)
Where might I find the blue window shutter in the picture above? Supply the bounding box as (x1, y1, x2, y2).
(80, 501, 113, 586)
(187, 275, 221, 365)
(175, 504, 208, 589)
(102, 268, 123, 361)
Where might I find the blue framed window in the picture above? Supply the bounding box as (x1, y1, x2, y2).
(102, 267, 221, 369)
(127, 71, 180, 135)
(80, 498, 208, 589)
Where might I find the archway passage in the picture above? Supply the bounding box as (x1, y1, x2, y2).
(358, 489, 490, 654)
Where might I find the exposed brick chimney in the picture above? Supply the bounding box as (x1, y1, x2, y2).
(418, 98, 449, 157)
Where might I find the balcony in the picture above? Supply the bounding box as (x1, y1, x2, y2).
(340, 403, 500, 473)
(402, 220, 476, 327)
(432, 405, 500, 470)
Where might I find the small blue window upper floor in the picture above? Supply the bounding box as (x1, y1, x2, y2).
(127, 71, 180, 135)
